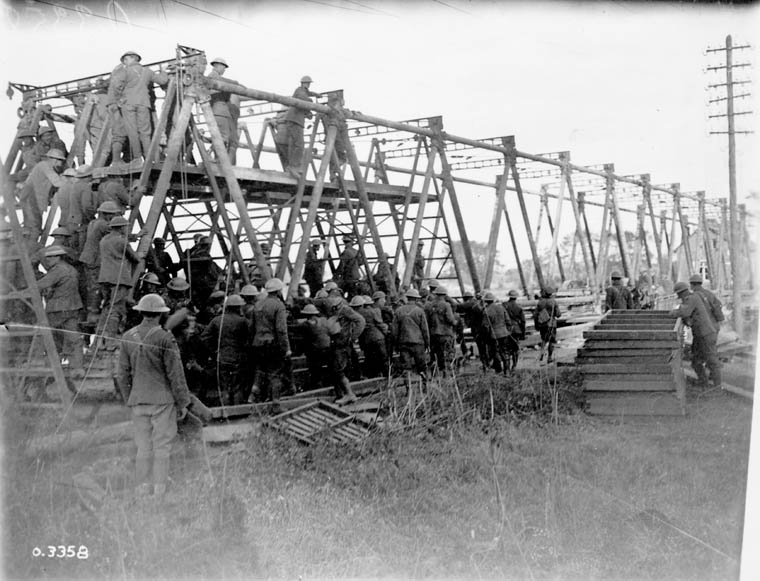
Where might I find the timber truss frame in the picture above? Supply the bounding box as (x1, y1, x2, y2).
(4, 44, 754, 307)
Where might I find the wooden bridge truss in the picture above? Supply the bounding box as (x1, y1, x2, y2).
(4, 45, 754, 306)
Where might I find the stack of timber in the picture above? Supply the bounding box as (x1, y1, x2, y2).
(577, 310, 686, 416)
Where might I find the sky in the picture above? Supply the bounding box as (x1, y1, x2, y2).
(0, 0, 758, 255)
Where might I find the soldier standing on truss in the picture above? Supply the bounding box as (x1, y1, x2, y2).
(97, 216, 140, 348)
(604, 270, 633, 311)
(36, 245, 85, 379)
(335, 235, 361, 298)
(412, 241, 425, 290)
(283, 75, 321, 177)
(106, 50, 169, 168)
(17, 148, 65, 242)
(207, 58, 233, 155)
(79, 201, 121, 324)
(304, 238, 326, 297)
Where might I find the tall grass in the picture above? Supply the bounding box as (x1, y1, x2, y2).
(3, 370, 749, 579)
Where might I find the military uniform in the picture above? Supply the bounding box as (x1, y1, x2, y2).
(533, 295, 561, 362)
(201, 310, 250, 405)
(251, 294, 291, 401)
(304, 246, 325, 297)
(336, 243, 361, 297)
(483, 301, 511, 373)
(671, 291, 721, 386)
(605, 280, 633, 311)
(97, 229, 139, 341)
(392, 300, 430, 375)
(283, 85, 313, 173)
(329, 300, 365, 401)
(117, 314, 191, 496)
(208, 68, 233, 149)
(79, 217, 110, 319)
(36, 259, 84, 371)
(425, 295, 457, 375)
(357, 303, 388, 378)
(18, 159, 62, 241)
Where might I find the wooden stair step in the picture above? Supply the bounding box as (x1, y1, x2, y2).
(584, 378, 676, 391)
(578, 348, 673, 358)
(578, 364, 673, 375)
(581, 340, 679, 350)
(584, 330, 678, 341)
(576, 355, 671, 365)
(586, 392, 684, 416)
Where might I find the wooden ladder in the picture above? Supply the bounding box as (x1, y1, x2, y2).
(0, 163, 72, 406)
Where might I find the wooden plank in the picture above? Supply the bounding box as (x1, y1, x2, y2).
(576, 356, 670, 365)
(583, 330, 677, 341)
(584, 379, 676, 391)
(577, 349, 673, 358)
(202, 420, 259, 443)
(597, 323, 675, 329)
(578, 364, 673, 375)
(581, 340, 679, 350)
(586, 393, 684, 416)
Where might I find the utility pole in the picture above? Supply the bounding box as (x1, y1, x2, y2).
(706, 35, 753, 334)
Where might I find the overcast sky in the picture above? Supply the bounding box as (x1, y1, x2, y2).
(1, 0, 758, 250)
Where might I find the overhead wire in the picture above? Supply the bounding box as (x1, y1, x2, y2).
(30, 0, 164, 32)
(430, 0, 473, 16)
(168, 0, 254, 29)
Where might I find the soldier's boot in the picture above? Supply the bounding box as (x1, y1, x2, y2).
(546, 345, 555, 363)
(135, 456, 152, 497)
(247, 383, 261, 403)
(152, 456, 170, 498)
(335, 376, 356, 405)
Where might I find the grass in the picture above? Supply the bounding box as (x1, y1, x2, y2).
(2, 369, 751, 580)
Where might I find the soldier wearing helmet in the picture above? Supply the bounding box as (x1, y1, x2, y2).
(424, 285, 458, 375)
(106, 49, 169, 167)
(534, 286, 561, 364)
(78, 201, 123, 323)
(17, 147, 66, 242)
(689, 273, 725, 327)
(36, 245, 85, 379)
(605, 270, 633, 312)
(392, 288, 430, 389)
(96, 216, 140, 348)
(504, 289, 525, 370)
(304, 238, 326, 297)
(335, 235, 361, 298)
(201, 294, 250, 406)
(207, 57, 242, 157)
(249, 278, 292, 402)
(281, 75, 321, 176)
(669, 281, 721, 388)
(118, 293, 191, 497)
(144, 236, 180, 287)
(26, 126, 69, 168)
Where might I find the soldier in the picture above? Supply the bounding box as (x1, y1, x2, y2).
(327, 92, 349, 180)
(392, 288, 430, 388)
(37, 245, 85, 379)
(106, 50, 169, 167)
(185, 235, 221, 307)
(165, 277, 192, 314)
(412, 241, 425, 290)
(240, 284, 259, 325)
(335, 235, 361, 298)
(52, 168, 79, 232)
(272, 111, 290, 169)
(283, 75, 320, 176)
(304, 238, 326, 297)
(605, 270, 633, 311)
(96, 177, 133, 213)
(250, 278, 291, 402)
(300, 303, 336, 390)
(689, 274, 725, 328)
(248, 242, 273, 290)
(202, 294, 250, 406)
(504, 289, 526, 370)
(425, 286, 457, 376)
(18, 148, 65, 241)
(482, 292, 511, 374)
(145, 237, 180, 287)
(353, 295, 385, 378)
(27, 126, 68, 167)
(207, 58, 233, 152)
(79, 201, 121, 324)
(328, 293, 365, 404)
(62, 165, 94, 254)
(670, 281, 721, 388)
(117, 293, 191, 497)
(97, 215, 140, 347)
(48, 227, 79, 266)
(229, 93, 242, 164)
(13, 128, 37, 181)
(534, 286, 561, 363)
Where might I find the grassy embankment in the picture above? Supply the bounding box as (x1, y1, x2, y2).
(3, 368, 751, 579)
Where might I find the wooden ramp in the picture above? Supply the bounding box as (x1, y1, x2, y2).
(577, 310, 686, 416)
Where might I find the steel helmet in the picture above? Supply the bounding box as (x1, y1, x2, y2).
(300, 75, 313, 83)
(121, 50, 142, 62)
(44, 148, 66, 161)
(51, 226, 71, 237)
(240, 284, 259, 297)
(62, 168, 78, 177)
(673, 281, 690, 294)
(108, 216, 129, 228)
(302, 304, 320, 316)
(405, 288, 421, 299)
(349, 295, 365, 307)
(225, 294, 245, 308)
(141, 272, 161, 285)
(688, 274, 703, 284)
(372, 291, 386, 300)
(427, 279, 440, 289)
(543, 286, 556, 296)
(209, 290, 226, 301)
(38, 126, 55, 136)
(153, 237, 166, 245)
(97, 201, 121, 214)
(508, 290, 519, 298)
(610, 270, 622, 279)
(167, 277, 190, 291)
(323, 281, 338, 291)
(433, 286, 448, 295)
(315, 289, 329, 299)
(462, 290, 475, 298)
(210, 57, 228, 67)
(76, 164, 92, 177)
(483, 291, 495, 302)
(44, 245, 67, 257)
(133, 293, 169, 313)
(264, 277, 284, 292)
